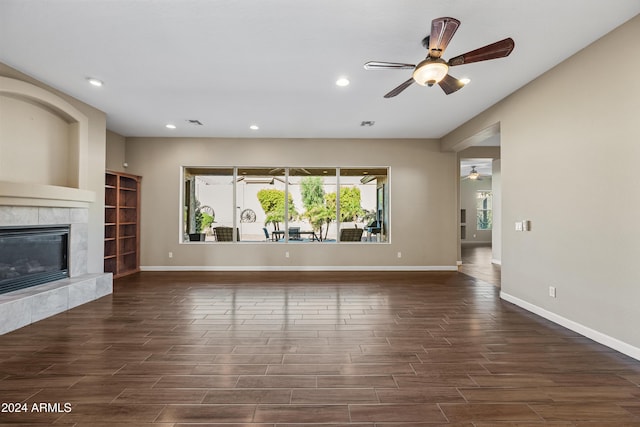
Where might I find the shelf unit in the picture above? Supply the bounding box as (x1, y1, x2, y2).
(104, 171, 141, 278)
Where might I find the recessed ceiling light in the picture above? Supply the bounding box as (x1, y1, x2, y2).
(336, 77, 350, 87)
(87, 78, 103, 87)
(250, 125, 259, 130)
(460, 77, 471, 85)
(165, 124, 176, 129)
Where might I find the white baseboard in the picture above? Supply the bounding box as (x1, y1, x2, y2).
(501, 291, 640, 362)
(141, 265, 459, 272)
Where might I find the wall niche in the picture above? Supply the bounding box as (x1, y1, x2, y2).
(0, 76, 88, 192)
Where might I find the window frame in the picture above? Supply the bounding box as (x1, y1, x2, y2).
(476, 190, 493, 231)
(180, 166, 390, 244)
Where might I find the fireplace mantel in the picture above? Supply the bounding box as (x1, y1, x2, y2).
(0, 180, 95, 208)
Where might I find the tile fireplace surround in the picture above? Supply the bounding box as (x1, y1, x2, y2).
(0, 206, 112, 334)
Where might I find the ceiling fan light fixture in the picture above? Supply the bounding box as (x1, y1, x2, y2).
(468, 166, 480, 180)
(412, 59, 448, 86)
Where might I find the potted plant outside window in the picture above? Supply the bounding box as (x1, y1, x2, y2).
(188, 203, 206, 241)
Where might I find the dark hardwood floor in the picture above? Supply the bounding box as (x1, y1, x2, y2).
(459, 243, 501, 287)
(1, 271, 639, 425)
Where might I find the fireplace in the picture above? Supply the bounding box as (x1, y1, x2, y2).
(0, 226, 69, 295)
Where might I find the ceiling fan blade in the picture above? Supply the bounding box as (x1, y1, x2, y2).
(438, 74, 465, 95)
(428, 17, 461, 58)
(383, 78, 415, 98)
(448, 37, 515, 66)
(364, 61, 415, 70)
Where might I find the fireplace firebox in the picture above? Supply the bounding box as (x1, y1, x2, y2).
(0, 226, 69, 295)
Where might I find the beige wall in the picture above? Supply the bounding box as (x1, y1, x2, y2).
(442, 15, 640, 352)
(0, 63, 107, 274)
(491, 159, 502, 264)
(124, 137, 458, 269)
(0, 95, 70, 186)
(106, 130, 126, 172)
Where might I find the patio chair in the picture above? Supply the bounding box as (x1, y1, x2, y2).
(214, 226, 238, 242)
(263, 227, 279, 242)
(339, 227, 363, 242)
(288, 226, 301, 240)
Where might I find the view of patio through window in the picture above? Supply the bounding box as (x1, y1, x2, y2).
(183, 167, 388, 243)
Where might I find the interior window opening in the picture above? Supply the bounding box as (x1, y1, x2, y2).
(182, 166, 389, 243)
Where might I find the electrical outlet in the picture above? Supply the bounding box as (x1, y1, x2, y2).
(168, 252, 173, 258)
(549, 286, 556, 298)
(515, 221, 523, 231)
(397, 251, 402, 258)
(285, 251, 290, 258)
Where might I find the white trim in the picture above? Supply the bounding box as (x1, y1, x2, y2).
(141, 265, 458, 272)
(491, 258, 502, 265)
(501, 291, 640, 362)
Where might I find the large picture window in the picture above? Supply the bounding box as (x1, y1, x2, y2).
(182, 167, 389, 243)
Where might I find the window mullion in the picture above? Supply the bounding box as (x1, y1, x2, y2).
(336, 168, 341, 241)
(233, 167, 238, 242)
(284, 167, 289, 242)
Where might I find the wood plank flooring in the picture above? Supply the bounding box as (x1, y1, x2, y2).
(1, 271, 639, 425)
(459, 243, 501, 287)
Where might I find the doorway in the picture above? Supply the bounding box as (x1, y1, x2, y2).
(458, 151, 501, 287)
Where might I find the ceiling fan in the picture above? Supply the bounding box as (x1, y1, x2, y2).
(462, 166, 483, 181)
(364, 17, 515, 98)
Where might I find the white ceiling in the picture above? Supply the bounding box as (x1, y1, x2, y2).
(1, 1, 638, 139)
(460, 158, 492, 178)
